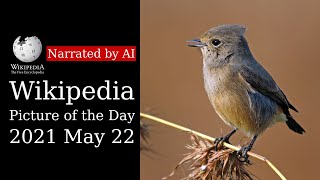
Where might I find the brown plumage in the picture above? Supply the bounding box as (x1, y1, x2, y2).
(188, 24, 305, 161)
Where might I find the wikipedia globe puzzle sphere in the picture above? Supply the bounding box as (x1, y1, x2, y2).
(13, 36, 42, 63)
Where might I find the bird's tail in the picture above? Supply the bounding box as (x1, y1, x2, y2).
(286, 115, 305, 134)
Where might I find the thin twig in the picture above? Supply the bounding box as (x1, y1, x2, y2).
(140, 112, 287, 180)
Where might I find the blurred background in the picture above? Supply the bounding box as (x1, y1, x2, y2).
(140, 0, 320, 179)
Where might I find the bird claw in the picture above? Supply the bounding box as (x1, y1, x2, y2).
(213, 136, 230, 151)
(212, 129, 237, 151)
(213, 137, 222, 151)
(237, 146, 251, 164)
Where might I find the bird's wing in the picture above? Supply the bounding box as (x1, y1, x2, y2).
(239, 64, 298, 113)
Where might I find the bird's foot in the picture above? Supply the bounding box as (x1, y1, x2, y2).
(237, 146, 251, 164)
(213, 136, 230, 151)
(213, 129, 237, 151)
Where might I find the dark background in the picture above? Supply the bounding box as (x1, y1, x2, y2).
(5, 2, 139, 179)
(141, 0, 320, 179)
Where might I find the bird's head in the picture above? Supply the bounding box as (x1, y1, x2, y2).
(188, 24, 252, 67)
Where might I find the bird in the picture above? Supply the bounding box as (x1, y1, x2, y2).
(187, 24, 305, 162)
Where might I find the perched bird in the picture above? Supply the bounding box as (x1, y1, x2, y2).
(187, 24, 305, 161)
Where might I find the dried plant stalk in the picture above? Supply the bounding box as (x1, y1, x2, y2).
(140, 120, 150, 151)
(140, 113, 287, 180)
(163, 134, 254, 180)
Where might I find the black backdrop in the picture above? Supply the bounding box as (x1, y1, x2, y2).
(5, 1, 140, 179)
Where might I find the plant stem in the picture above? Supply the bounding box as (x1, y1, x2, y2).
(140, 112, 287, 180)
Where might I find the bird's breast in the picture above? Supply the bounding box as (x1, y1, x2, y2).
(203, 65, 264, 137)
(203, 65, 236, 96)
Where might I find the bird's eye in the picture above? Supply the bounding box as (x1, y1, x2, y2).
(212, 39, 221, 46)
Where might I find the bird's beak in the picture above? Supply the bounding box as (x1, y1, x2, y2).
(187, 39, 206, 47)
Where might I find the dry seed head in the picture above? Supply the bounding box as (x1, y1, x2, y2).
(164, 134, 255, 180)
